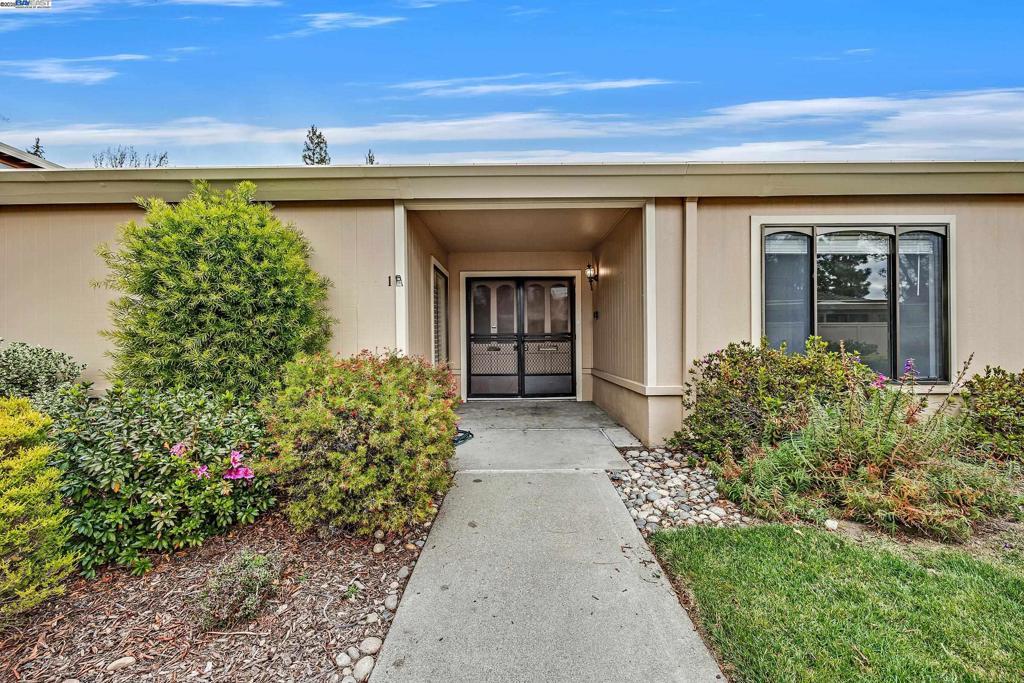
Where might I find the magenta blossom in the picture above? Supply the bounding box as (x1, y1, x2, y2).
(223, 466, 255, 480)
(230, 450, 244, 467)
(871, 374, 888, 389)
(169, 442, 187, 457)
(193, 465, 210, 479)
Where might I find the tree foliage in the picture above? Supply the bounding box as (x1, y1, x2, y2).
(97, 180, 333, 396)
(93, 145, 169, 168)
(302, 125, 330, 165)
(25, 138, 44, 159)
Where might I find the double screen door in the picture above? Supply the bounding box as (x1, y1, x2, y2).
(467, 277, 575, 398)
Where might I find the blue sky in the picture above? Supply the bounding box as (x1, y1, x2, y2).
(2, 0, 1023, 167)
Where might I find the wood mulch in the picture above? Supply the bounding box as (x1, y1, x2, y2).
(0, 513, 430, 682)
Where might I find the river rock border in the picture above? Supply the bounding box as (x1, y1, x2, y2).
(609, 448, 752, 534)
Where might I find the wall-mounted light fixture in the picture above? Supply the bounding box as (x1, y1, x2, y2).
(585, 263, 598, 290)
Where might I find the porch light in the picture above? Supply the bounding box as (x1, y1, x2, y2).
(585, 263, 598, 289)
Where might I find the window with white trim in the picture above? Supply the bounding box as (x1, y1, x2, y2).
(432, 264, 449, 365)
(762, 224, 949, 381)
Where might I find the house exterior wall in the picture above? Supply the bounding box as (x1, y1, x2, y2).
(445, 251, 594, 400)
(0, 201, 397, 386)
(691, 196, 1024, 377)
(406, 211, 448, 361)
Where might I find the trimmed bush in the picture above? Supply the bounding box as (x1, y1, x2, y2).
(48, 385, 275, 575)
(1, 398, 77, 626)
(668, 337, 875, 461)
(0, 338, 84, 404)
(259, 351, 459, 534)
(97, 180, 333, 397)
(964, 366, 1024, 461)
(717, 378, 1021, 541)
(197, 550, 283, 630)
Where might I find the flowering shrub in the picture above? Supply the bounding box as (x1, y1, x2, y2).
(260, 351, 459, 534)
(196, 550, 283, 630)
(717, 360, 1022, 540)
(97, 181, 333, 397)
(668, 337, 876, 461)
(963, 366, 1024, 462)
(1, 398, 77, 625)
(0, 339, 84, 406)
(48, 385, 274, 575)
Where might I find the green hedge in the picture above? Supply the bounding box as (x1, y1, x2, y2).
(259, 351, 459, 534)
(49, 385, 275, 575)
(1, 398, 76, 626)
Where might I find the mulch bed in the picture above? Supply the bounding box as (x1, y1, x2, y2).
(0, 513, 430, 682)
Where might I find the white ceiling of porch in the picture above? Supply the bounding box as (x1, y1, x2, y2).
(413, 206, 636, 252)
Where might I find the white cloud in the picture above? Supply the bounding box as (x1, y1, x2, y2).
(276, 12, 406, 38)
(398, 0, 469, 7)
(8, 87, 1024, 164)
(0, 54, 149, 85)
(169, 0, 280, 5)
(391, 74, 676, 97)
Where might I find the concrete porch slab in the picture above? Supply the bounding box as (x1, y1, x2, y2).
(457, 399, 623, 431)
(453, 427, 628, 472)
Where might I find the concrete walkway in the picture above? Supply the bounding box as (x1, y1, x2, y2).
(372, 401, 723, 682)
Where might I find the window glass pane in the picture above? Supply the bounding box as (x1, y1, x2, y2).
(526, 284, 546, 333)
(472, 284, 490, 335)
(496, 284, 516, 333)
(764, 232, 812, 353)
(816, 232, 892, 375)
(898, 232, 947, 380)
(550, 283, 570, 333)
(433, 267, 448, 364)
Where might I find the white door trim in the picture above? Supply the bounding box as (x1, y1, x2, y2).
(393, 200, 409, 354)
(459, 269, 584, 402)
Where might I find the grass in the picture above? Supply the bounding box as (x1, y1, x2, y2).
(652, 525, 1024, 682)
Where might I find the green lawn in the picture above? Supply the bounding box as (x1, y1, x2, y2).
(652, 525, 1024, 682)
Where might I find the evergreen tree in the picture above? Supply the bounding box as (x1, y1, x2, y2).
(25, 138, 44, 159)
(365, 148, 376, 165)
(302, 125, 331, 165)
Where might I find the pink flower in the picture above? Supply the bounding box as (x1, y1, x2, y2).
(193, 465, 209, 479)
(871, 374, 888, 389)
(222, 466, 254, 480)
(230, 450, 244, 467)
(169, 442, 187, 457)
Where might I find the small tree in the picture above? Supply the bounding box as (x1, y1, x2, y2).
(365, 148, 376, 165)
(97, 181, 334, 396)
(94, 145, 169, 168)
(302, 125, 330, 165)
(25, 138, 44, 159)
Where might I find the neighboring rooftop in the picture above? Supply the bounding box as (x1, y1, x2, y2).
(0, 142, 63, 170)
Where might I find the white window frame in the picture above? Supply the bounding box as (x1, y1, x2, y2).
(750, 214, 957, 386)
(429, 256, 450, 367)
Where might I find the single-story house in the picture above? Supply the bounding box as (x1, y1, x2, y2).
(2, 162, 1023, 444)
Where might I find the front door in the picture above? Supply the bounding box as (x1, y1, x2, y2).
(467, 277, 575, 398)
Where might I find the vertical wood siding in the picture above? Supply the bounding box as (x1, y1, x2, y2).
(592, 209, 644, 383)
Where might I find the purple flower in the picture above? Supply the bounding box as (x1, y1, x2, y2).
(169, 442, 187, 457)
(903, 358, 917, 377)
(871, 374, 888, 389)
(193, 465, 210, 479)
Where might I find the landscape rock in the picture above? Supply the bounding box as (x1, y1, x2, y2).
(106, 656, 136, 671)
(825, 519, 840, 531)
(353, 655, 375, 682)
(359, 636, 383, 655)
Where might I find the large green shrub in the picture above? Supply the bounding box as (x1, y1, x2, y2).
(97, 180, 333, 397)
(259, 351, 459, 534)
(718, 377, 1021, 541)
(48, 385, 274, 575)
(0, 339, 84, 404)
(1, 398, 77, 626)
(668, 337, 875, 460)
(963, 366, 1024, 461)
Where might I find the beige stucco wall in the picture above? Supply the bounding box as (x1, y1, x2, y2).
(692, 195, 1024, 376)
(0, 201, 397, 386)
(445, 251, 594, 400)
(406, 211, 448, 361)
